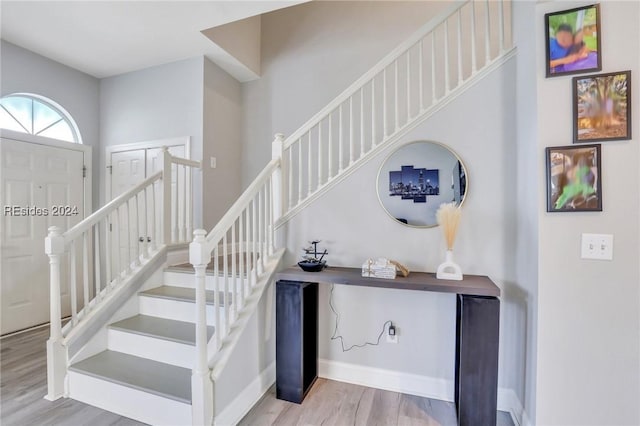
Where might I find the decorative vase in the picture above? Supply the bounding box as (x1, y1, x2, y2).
(436, 249, 463, 281)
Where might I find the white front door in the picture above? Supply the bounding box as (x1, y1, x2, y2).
(1, 138, 84, 334)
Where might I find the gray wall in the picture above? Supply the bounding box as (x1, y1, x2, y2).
(283, 56, 521, 404)
(203, 58, 243, 230)
(241, 1, 450, 186)
(99, 57, 205, 227)
(513, 1, 539, 423)
(533, 2, 640, 424)
(1, 40, 100, 211)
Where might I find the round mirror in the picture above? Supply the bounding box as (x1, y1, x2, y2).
(377, 141, 468, 228)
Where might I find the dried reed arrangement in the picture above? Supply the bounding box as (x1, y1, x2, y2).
(436, 202, 462, 250)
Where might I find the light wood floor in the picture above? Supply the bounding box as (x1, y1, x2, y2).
(0, 325, 145, 426)
(240, 379, 515, 426)
(2, 325, 514, 426)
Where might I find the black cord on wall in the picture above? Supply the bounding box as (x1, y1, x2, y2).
(329, 284, 392, 352)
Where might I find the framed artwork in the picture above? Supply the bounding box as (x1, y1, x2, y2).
(546, 144, 602, 212)
(573, 70, 632, 142)
(545, 4, 601, 78)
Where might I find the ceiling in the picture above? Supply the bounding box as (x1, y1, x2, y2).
(0, 1, 307, 80)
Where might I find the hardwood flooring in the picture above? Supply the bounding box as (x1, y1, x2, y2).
(239, 379, 515, 426)
(2, 325, 514, 426)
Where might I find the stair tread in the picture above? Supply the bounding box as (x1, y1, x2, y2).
(109, 314, 215, 345)
(69, 350, 191, 404)
(139, 285, 232, 306)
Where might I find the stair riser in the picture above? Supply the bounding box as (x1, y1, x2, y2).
(107, 329, 196, 369)
(138, 296, 226, 327)
(163, 270, 253, 292)
(67, 371, 192, 426)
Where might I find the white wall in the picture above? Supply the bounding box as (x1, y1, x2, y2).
(533, 2, 640, 425)
(203, 58, 243, 230)
(99, 57, 205, 227)
(1, 40, 100, 210)
(241, 1, 451, 186)
(283, 56, 522, 407)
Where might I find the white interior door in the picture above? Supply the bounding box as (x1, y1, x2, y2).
(110, 149, 146, 271)
(108, 144, 185, 267)
(1, 138, 84, 334)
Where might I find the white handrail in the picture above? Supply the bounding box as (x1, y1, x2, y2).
(204, 158, 280, 252)
(171, 157, 201, 168)
(190, 135, 284, 425)
(63, 171, 162, 243)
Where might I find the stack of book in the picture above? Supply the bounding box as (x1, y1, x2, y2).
(361, 258, 396, 279)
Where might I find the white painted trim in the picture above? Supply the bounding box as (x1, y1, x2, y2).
(105, 136, 191, 157)
(318, 359, 453, 402)
(318, 358, 524, 424)
(105, 136, 190, 201)
(214, 362, 275, 426)
(0, 128, 94, 221)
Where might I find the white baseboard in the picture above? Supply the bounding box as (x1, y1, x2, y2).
(214, 362, 275, 426)
(319, 359, 524, 425)
(498, 387, 524, 426)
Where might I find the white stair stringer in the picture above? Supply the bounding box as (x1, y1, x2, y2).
(278, 47, 517, 227)
(210, 249, 285, 421)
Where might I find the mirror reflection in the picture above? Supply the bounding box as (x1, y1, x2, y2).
(377, 141, 468, 228)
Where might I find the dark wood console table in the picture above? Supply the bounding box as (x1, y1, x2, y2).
(275, 267, 501, 426)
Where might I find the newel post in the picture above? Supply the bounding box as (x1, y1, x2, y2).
(271, 133, 285, 253)
(189, 229, 214, 425)
(161, 146, 173, 245)
(44, 226, 67, 400)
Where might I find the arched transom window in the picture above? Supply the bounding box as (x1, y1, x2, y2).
(0, 94, 81, 143)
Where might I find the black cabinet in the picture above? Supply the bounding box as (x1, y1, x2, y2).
(275, 280, 318, 403)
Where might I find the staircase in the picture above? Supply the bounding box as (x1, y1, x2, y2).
(43, 1, 513, 425)
(65, 272, 225, 425)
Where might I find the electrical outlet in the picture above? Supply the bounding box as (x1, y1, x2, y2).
(581, 233, 613, 260)
(387, 324, 398, 344)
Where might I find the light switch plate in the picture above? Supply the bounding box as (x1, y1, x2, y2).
(210, 157, 217, 169)
(581, 233, 613, 260)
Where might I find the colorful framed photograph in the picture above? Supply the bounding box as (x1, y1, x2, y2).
(573, 71, 631, 142)
(546, 145, 602, 212)
(545, 4, 601, 78)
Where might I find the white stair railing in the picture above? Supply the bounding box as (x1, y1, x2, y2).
(189, 134, 284, 425)
(281, 0, 512, 220)
(45, 148, 200, 400)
